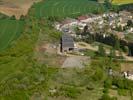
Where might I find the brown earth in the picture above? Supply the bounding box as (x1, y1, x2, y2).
(121, 63, 133, 72)
(0, 0, 41, 19)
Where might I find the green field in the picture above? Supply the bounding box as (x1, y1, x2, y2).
(112, 0, 133, 5)
(0, 19, 24, 51)
(33, 0, 105, 18)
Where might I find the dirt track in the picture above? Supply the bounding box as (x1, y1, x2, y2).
(0, 0, 41, 19)
(77, 42, 133, 61)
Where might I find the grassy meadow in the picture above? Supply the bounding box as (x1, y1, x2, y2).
(0, 19, 24, 51)
(33, 0, 105, 18)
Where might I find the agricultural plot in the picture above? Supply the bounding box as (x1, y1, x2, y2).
(34, 0, 105, 18)
(0, 19, 24, 51)
(112, 0, 133, 5)
(0, 0, 41, 19)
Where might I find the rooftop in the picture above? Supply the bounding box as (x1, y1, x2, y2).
(60, 18, 77, 25)
(61, 33, 74, 48)
(77, 15, 89, 21)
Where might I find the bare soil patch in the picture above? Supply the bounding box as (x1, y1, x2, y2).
(34, 42, 66, 67)
(62, 56, 90, 68)
(121, 63, 133, 72)
(0, 0, 41, 19)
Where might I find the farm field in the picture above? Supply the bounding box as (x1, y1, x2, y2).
(33, 0, 105, 18)
(0, 19, 24, 51)
(112, 0, 133, 5)
(0, 0, 41, 19)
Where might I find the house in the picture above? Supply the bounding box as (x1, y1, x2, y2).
(113, 31, 125, 39)
(98, 20, 104, 25)
(119, 11, 132, 18)
(77, 15, 92, 23)
(61, 33, 74, 52)
(123, 71, 133, 80)
(119, 18, 128, 25)
(61, 18, 78, 27)
(127, 27, 133, 33)
(59, 18, 78, 33)
(77, 22, 87, 30)
(108, 68, 113, 76)
(54, 22, 61, 30)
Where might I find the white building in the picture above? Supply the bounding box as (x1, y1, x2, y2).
(124, 71, 133, 80)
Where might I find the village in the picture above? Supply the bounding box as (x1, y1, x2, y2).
(53, 10, 133, 80)
(0, 0, 133, 99)
(33, 9, 133, 99)
(55, 11, 133, 39)
(54, 11, 133, 57)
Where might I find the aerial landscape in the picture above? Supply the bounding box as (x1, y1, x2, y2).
(0, 0, 133, 100)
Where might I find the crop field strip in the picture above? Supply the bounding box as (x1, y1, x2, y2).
(0, 19, 24, 51)
(34, 0, 102, 18)
(112, 0, 133, 5)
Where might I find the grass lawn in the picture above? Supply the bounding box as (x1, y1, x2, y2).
(91, 42, 113, 50)
(125, 33, 133, 42)
(112, 0, 133, 5)
(109, 89, 131, 100)
(47, 68, 103, 100)
(83, 49, 97, 58)
(0, 19, 24, 51)
(33, 0, 105, 18)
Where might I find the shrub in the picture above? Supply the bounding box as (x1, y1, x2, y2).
(112, 77, 133, 89)
(92, 68, 104, 81)
(103, 88, 109, 94)
(61, 86, 81, 98)
(100, 94, 111, 100)
(100, 94, 117, 100)
(98, 44, 106, 57)
(118, 89, 129, 96)
(104, 78, 112, 88)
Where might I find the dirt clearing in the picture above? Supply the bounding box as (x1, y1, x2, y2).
(0, 0, 41, 19)
(62, 56, 90, 68)
(121, 62, 133, 72)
